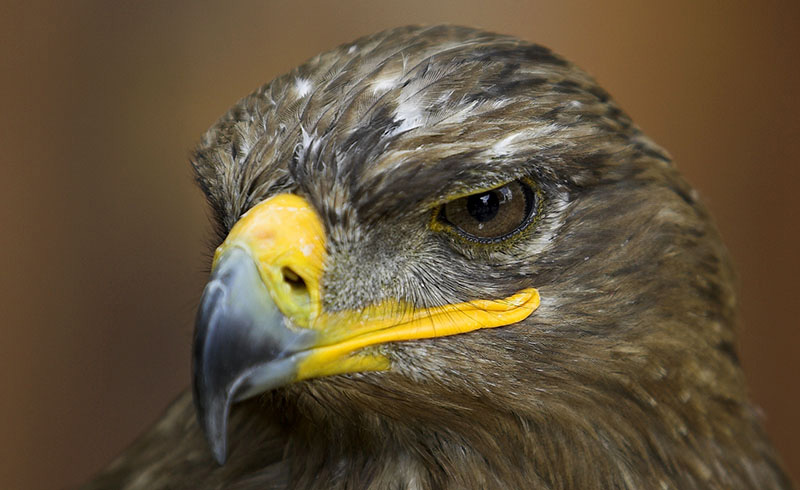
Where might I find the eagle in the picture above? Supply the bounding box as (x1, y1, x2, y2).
(83, 25, 791, 489)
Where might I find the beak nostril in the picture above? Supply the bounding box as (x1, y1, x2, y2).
(281, 266, 307, 292)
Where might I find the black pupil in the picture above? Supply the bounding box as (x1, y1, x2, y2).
(466, 191, 500, 222)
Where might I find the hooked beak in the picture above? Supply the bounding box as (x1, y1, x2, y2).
(192, 246, 317, 464)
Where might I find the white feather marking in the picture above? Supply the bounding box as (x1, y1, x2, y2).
(389, 98, 425, 135)
(491, 124, 561, 157)
(437, 100, 479, 124)
(491, 132, 522, 156)
(371, 76, 399, 94)
(296, 126, 318, 161)
(294, 77, 313, 97)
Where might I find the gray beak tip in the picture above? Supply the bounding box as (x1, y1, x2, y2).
(207, 409, 230, 466)
(191, 247, 313, 465)
(192, 354, 232, 465)
(194, 393, 230, 465)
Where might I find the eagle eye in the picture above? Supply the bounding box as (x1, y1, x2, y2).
(438, 181, 537, 243)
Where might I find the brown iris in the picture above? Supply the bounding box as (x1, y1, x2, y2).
(440, 181, 536, 243)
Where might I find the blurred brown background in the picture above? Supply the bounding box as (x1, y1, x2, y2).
(1, 1, 798, 488)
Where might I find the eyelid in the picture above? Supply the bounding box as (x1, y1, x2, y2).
(423, 174, 531, 210)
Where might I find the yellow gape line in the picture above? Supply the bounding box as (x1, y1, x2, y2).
(297, 288, 539, 380)
(213, 193, 540, 383)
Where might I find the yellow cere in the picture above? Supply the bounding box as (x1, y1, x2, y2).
(213, 193, 326, 327)
(214, 193, 541, 382)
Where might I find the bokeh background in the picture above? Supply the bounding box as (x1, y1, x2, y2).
(2, 1, 798, 488)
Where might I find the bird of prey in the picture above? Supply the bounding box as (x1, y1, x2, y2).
(83, 25, 792, 489)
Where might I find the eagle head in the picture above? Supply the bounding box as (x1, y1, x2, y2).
(184, 25, 789, 489)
